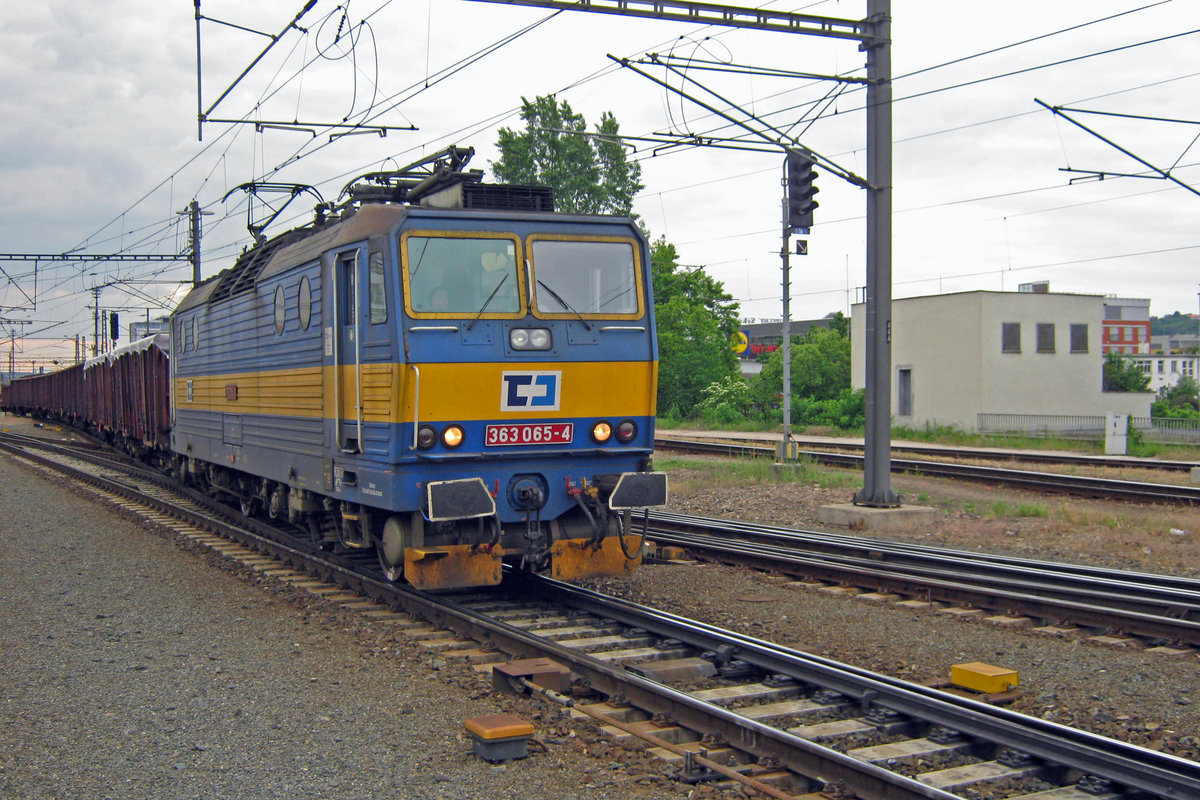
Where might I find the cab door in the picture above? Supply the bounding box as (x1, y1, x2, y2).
(331, 246, 363, 454)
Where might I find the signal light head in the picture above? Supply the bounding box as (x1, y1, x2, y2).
(615, 419, 638, 443)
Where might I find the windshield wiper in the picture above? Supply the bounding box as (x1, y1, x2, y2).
(537, 280, 592, 331)
(467, 273, 510, 331)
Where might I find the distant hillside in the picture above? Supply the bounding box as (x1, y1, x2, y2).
(1151, 312, 1198, 336)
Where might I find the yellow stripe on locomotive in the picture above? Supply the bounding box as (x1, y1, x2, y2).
(173, 360, 657, 423)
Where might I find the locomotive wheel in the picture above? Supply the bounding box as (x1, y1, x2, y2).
(376, 514, 410, 582)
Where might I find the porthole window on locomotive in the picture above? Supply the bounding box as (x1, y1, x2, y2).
(298, 275, 312, 331)
(191, 317, 198, 350)
(273, 285, 286, 335)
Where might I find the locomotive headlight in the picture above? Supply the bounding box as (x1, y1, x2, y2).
(509, 327, 552, 351)
(591, 421, 613, 443)
(416, 424, 438, 450)
(442, 425, 465, 448)
(616, 419, 638, 443)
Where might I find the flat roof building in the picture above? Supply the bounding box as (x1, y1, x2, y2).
(851, 290, 1152, 431)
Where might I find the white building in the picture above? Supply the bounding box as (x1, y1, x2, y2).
(1132, 353, 1200, 394)
(850, 290, 1153, 431)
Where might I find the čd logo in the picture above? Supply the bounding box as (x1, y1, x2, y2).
(501, 371, 561, 411)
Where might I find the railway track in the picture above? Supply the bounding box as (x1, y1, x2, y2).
(656, 436, 1200, 505)
(657, 434, 1200, 474)
(3, 432, 1198, 800)
(646, 511, 1200, 649)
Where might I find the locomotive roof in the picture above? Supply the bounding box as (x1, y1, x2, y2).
(173, 202, 644, 317)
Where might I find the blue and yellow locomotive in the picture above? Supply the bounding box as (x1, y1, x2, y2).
(170, 148, 667, 589)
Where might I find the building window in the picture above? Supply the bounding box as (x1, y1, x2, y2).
(1158, 360, 1165, 373)
(897, 368, 912, 417)
(1001, 322, 1021, 353)
(1070, 324, 1088, 353)
(1036, 323, 1055, 353)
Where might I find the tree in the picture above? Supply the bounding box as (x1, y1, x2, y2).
(650, 238, 742, 415)
(492, 96, 643, 215)
(492, 102, 741, 416)
(752, 323, 849, 404)
(1102, 352, 1151, 392)
(750, 319, 865, 429)
(1153, 375, 1200, 418)
(1151, 311, 1199, 337)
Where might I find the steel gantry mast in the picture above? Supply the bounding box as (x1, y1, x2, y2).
(469, 0, 900, 506)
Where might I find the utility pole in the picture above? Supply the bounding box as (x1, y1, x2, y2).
(470, 0, 898, 503)
(0, 320, 32, 381)
(854, 0, 899, 507)
(180, 199, 213, 287)
(779, 184, 792, 460)
(91, 287, 102, 356)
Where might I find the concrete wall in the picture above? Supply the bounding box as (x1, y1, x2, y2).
(852, 291, 1153, 431)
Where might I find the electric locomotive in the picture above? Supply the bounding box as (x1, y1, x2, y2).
(170, 147, 667, 589)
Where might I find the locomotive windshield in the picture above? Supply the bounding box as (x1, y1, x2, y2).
(530, 238, 641, 317)
(404, 233, 522, 315)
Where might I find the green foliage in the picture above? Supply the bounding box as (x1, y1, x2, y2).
(1102, 351, 1151, 392)
(752, 324, 850, 404)
(744, 320, 864, 430)
(492, 95, 643, 215)
(650, 238, 742, 415)
(697, 375, 753, 425)
(1151, 311, 1199, 337)
(492, 97, 744, 417)
(1152, 375, 1200, 418)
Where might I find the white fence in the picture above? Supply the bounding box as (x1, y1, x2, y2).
(976, 413, 1200, 443)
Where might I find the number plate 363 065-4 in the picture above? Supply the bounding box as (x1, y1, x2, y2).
(485, 423, 573, 446)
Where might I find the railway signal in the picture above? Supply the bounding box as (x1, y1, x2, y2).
(785, 149, 819, 233)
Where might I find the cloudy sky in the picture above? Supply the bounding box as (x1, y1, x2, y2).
(1, 0, 1197, 365)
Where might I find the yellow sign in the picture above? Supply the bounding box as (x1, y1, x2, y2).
(730, 330, 749, 354)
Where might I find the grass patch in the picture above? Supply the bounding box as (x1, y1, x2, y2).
(656, 456, 860, 491)
(987, 501, 1048, 518)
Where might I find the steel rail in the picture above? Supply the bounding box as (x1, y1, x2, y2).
(657, 434, 1200, 472)
(6, 434, 1200, 798)
(0, 435, 950, 800)
(652, 509, 1200, 594)
(645, 525, 1200, 646)
(656, 436, 1200, 504)
(513, 572, 1200, 800)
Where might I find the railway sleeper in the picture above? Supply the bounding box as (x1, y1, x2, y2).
(916, 757, 1050, 793)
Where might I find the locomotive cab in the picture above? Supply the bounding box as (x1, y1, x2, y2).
(170, 147, 667, 590)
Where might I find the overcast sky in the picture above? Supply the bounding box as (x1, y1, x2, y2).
(2, 0, 1198, 364)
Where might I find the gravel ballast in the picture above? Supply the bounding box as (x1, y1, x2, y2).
(638, 459, 1200, 765)
(0, 437, 674, 800)
(4, 412, 1199, 798)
